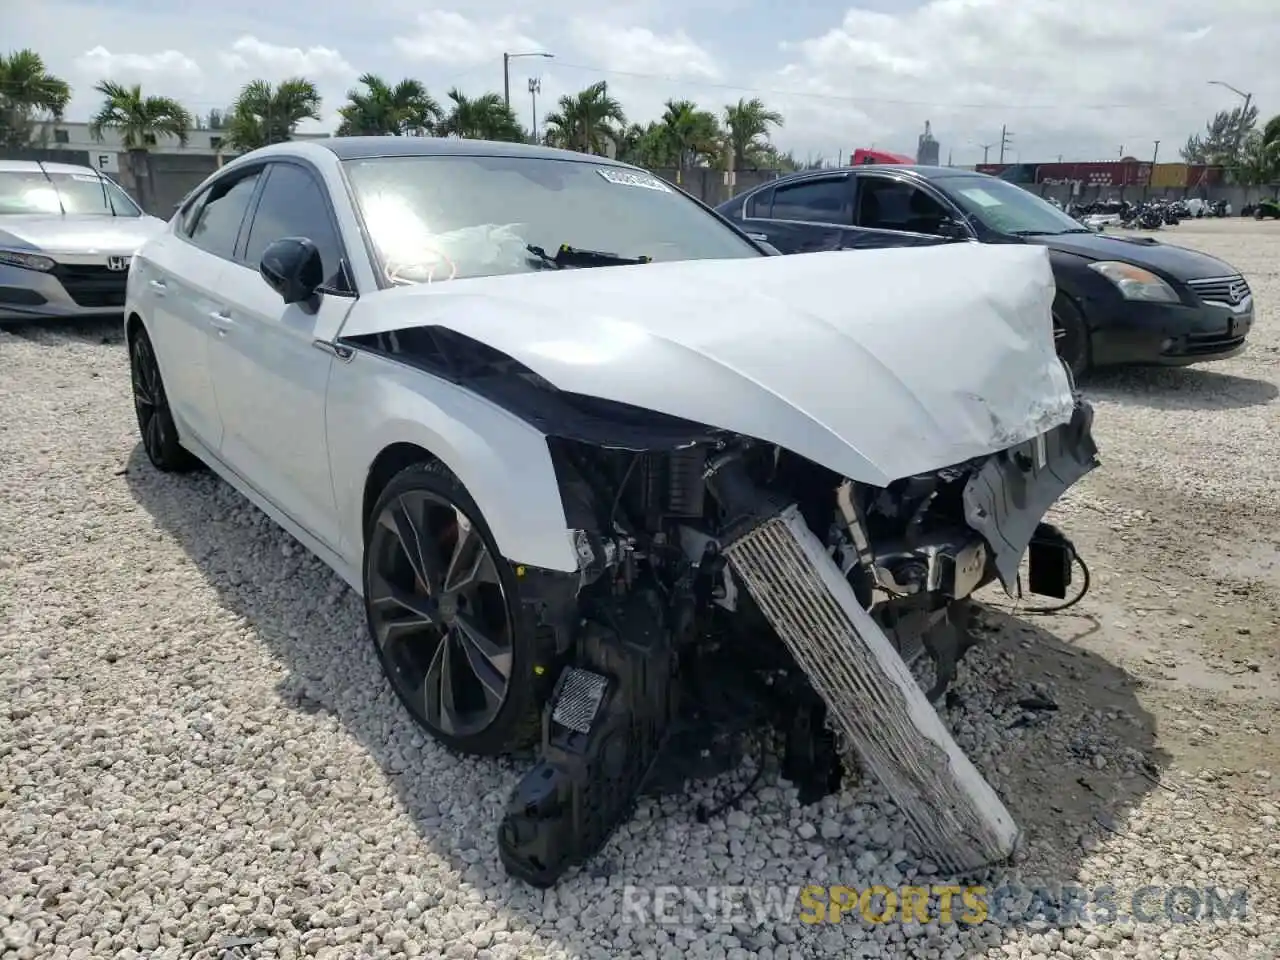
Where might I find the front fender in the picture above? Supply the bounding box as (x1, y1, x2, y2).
(326, 348, 578, 581)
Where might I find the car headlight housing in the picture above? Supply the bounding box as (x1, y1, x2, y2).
(0, 250, 55, 272)
(1087, 260, 1180, 303)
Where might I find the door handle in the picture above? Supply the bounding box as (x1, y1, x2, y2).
(148, 279, 167, 296)
(208, 310, 233, 336)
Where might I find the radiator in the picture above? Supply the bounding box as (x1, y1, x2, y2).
(723, 503, 1019, 873)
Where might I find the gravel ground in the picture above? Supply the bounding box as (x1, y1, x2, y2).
(2, 218, 1279, 960)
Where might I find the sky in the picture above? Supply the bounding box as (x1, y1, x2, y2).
(6, 0, 1280, 166)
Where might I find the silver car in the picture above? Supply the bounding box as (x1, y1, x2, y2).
(0, 159, 167, 323)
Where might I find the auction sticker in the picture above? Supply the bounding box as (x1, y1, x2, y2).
(597, 168, 673, 192)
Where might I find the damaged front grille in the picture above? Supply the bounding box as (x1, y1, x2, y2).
(723, 503, 1019, 874)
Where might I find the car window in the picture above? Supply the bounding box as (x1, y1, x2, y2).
(769, 177, 850, 224)
(242, 163, 345, 288)
(745, 186, 774, 218)
(939, 175, 1090, 235)
(342, 155, 760, 285)
(189, 172, 261, 260)
(0, 170, 141, 217)
(856, 177, 949, 235)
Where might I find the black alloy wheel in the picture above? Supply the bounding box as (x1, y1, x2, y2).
(363, 462, 540, 756)
(129, 327, 199, 472)
(1052, 292, 1090, 380)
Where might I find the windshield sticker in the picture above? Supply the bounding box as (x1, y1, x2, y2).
(957, 187, 1001, 207)
(597, 168, 673, 192)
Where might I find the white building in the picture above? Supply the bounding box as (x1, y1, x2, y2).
(28, 120, 333, 172)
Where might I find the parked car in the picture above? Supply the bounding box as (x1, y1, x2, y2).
(1254, 198, 1280, 220)
(715, 166, 1254, 376)
(126, 138, 1098, 887)
(0, 159, 167, 324)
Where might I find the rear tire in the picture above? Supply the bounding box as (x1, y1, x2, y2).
(1052, 292, 1090, 379)
(129, 325, 200, 473)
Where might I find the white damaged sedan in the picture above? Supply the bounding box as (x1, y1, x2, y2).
(125, 137, 1100, 887)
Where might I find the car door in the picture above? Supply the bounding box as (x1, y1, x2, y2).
(847, 173, 971, 249)
(140, 168, 262, 452)
(206, 159, 357, 553)
(739, 174, 857, 253)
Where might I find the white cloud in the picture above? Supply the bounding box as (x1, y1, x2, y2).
(216, 36, 355, 79)
(565, 23, 721, 81)
(74, 47, 202, 83)
(394, 10, 543, 67)
(760, 0, 1280, 163)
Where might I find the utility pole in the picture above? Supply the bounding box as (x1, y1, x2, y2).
(1152, 140, 1160, 166)
(528, 77, 541, 143)
(978, 143, 994, 164)
(998, 125, 1013, 164)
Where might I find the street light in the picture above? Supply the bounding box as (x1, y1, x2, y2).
(1208, 80, 1253, 159)
(504, 51, 553, 107)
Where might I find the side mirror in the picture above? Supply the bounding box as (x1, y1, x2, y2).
(260, 237, 323, 305)
(938, 216, 969, 240)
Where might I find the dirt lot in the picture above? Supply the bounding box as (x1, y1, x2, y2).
(1, 218, 1278, 960)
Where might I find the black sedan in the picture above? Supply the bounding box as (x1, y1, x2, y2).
(715, 166, 1253, 375)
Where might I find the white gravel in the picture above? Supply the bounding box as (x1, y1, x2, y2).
(2, 219, 1279, 959)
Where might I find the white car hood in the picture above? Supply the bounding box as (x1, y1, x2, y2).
(0, 214, 167, 255)
(342, 242, 1076, 487)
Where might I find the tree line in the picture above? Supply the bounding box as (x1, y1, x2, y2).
(1181, 104, 1280, 185)
(0, 48, 802, 173)
(6, 47, 1280, 184)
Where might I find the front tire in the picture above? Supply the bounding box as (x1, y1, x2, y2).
(1052, 292, 1090, 379)
(362, 461, 542, 756)
(129, 326, 200, 472)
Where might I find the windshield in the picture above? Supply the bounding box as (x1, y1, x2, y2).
(342, 154, 761, 284)
(938, 176, 1087, 235)
(0, 170, 143, 217)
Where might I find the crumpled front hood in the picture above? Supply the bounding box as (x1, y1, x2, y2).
(0, 215, 167, 255)
(341, 242, 1076, 487)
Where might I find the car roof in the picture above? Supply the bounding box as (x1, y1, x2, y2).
(0, 159, 101, 176)
(314, 135, 634, 167)
(760, 164, 988, 188)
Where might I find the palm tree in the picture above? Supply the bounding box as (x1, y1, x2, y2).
(0, 49, 71, 148)
(439, 89, 523, 142)
(0, 49, 71, 149)
(723, 97, 783, 171)
(89, 80, 193, 212)
(225, 78, 322, 152)
(660, 99, 723, 171)
(541, 82, 625, 155)
(609, 122, 646, 165)
(337, 74, 441, 136)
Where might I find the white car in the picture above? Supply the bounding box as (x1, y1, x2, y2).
(126, 137, 1099, 886)
(0, 160, 166, 323)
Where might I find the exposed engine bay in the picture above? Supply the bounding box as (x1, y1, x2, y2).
(485, 386, 1100, 887)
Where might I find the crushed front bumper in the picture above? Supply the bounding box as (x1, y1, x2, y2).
(962, 399, 1100, 590)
